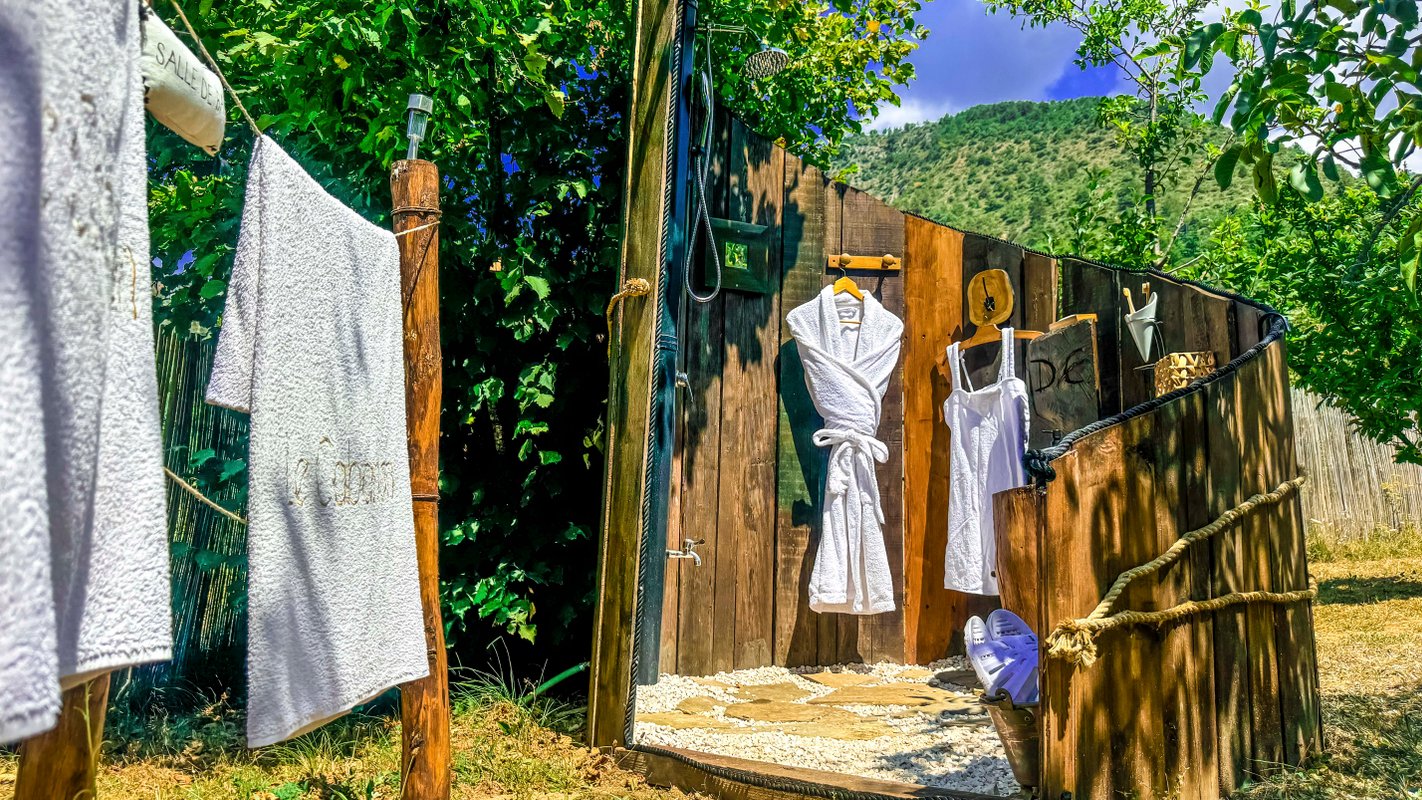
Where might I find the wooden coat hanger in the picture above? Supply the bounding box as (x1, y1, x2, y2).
(832, 264, 863, 301)
(936, 268, 1043, 378)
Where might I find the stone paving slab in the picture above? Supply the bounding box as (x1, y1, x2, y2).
(636, 712, 738, 730)
(807, 683, 962, 707)
(724, 700, 861, 724)
(732, 682, 813, 703)
(720, 721, 897, 741)
(800, 671, 877, 688)
(677, 696, 722, 714)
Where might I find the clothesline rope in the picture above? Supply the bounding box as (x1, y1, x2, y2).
(1045, 474, 1309, 668)
(393, 219, 440, 239)
(167, 0, 262, 136)
(163, 467, 247, 525)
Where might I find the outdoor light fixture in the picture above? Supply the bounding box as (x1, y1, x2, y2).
(405, 93, 434, 160)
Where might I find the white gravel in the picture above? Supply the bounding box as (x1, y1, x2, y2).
(634, 659, 1020, 796)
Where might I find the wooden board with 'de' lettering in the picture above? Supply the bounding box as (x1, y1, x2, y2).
(1025, 317, 1100, 449)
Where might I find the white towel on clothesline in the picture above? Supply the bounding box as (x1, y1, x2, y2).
(0, 1, 59, 745)
(0, 0, 171, 743)
(787, 286, 904, 615)
(208, 136, 428, 747)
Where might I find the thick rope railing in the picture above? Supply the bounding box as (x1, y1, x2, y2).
(1045, 474, 1310, 668)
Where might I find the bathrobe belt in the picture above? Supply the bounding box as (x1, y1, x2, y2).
(812, 427, 889, 525)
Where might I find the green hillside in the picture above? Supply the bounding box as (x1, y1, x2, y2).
(835, 97, 1257, 257)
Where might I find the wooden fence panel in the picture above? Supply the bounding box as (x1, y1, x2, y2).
(1235, 355, 1287, 777)
(901, 216, 967, 664)
(835, 184, 907, 665)
(1021, 251, 1059, 332)
(1255, 342, 1323, 765)
(812, 178, 846, 663)
(1038, 338, 1317, 799)
(1158, 390, 1219, 799)
(1293, 387, 1422, 536)
(772, 155, 829, 668)
(663, 111, 731, 678)
(721, 119, 785, 670)
(143, 333, 249, 695)
(1206, 368, 1254, 790)
(1039, 430, 1124, 798)
(1059, 258, 1122, 415)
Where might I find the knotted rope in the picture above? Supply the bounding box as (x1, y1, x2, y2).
(605, 278, 652, 357)
(1045, 474, 1311, 668)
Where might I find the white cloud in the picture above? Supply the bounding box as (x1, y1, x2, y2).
(863, 96, 956, 131)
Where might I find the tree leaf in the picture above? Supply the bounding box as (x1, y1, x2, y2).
(524, 274, 551, 300)
(1289, 162, 1324, 202)
(1215, 145, 1242, 189)
(1253, 155, 1278, 203)
(1321, 154, 1340, 182)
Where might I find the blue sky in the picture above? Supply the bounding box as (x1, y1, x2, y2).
(866, 0, 1128, 129)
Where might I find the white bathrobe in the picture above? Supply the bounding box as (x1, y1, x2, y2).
(208, 136, 428, 747)
(1, 0, 171, 744)
(787, 286, 904, 615)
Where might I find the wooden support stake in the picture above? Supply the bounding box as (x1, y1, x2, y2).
(15, 674, 112, 800)
(391, 158, 451, 800)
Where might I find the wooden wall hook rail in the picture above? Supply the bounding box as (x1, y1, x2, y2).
(828, 252, 900, 271)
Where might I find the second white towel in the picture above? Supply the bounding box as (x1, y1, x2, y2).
(208, 136, 428, 747)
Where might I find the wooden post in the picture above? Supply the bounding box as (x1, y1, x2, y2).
(586, 0, 677, 748)
(15, 674, 112, 800)
(391, 158, 450, 800)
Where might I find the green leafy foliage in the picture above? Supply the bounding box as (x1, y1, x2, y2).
(1178, 0, 1422, 286)
(835, 97, 1270, 259)
(148, 0, 923, 663)
(1183, 187, 1422, 464)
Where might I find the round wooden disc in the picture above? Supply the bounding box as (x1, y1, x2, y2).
(967, 269, 1014, 327)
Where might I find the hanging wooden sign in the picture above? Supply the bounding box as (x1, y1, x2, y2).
(1025, 317, 1100, 449)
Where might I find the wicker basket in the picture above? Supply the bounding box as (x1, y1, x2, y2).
(1154, 350, 1217, 396)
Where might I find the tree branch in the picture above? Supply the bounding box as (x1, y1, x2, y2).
(1155, 134, 1235, 269)
(1350, 173, 1422, 281)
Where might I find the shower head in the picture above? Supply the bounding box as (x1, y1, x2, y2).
(741, 46, 790, 80)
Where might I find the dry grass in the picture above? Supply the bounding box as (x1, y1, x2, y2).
(0, 682, 686, 800)
(1237, 550, 1422, 799)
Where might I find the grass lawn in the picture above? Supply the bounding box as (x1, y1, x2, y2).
(1236, 525, 1422, 799)
(2, 530, 1418, 799)
(1, 678, 687, 800)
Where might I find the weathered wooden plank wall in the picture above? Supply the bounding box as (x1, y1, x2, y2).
(662, 114, 1086, 672)
(901, 217, 966, 664)
(1018, 286, 1319, 797)
(663, 112, 931, 674)
(838, 184, 909, 664)
(772, 152, 831, 668)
